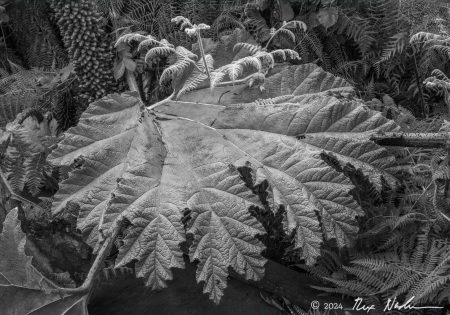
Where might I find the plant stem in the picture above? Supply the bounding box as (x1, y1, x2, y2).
(50, 216, 125, 295)
(196, 31, 211, 81)
(146, 92, 176, 110)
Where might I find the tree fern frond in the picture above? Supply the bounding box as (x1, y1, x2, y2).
(233, 42, 262, 55)
(224, 63, 244, 81)
(430, 44, 450, 59)
(115, 33, 149, 47)
(335, 9, 375, 54)
(377, 32, 409, 63)
(25, 152, 46, 196)
(410, 32, 445, 45)
(253, 51, 275, 69)
(160, 57, 195, 85)
(137, 37, 166, 52)
(171, 15, 194, 30)
(430, 69, 449, 80)
(0, 91, 38, 128)
(210, 71, 227, 89)
(212, 11, 245, 36)
(270, 49, 300, 61)
(175, 46, 198, 60)
(275, 28, 296, 44)
(296, 30, 323, 61)
(144, 46, 177, 64)
(236, 55, 263, 71)
(342, 265, 386, 291)
(321, 277, 375, 296)
(177, 54, 214, 98)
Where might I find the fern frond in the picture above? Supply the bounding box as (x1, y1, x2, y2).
(377, 32, 409, 63)
(160, 57, 195, 85)
(0, 91, 38, 127)
(5, 148, 27, 192)
(233, 42, 262, 55)
(253, 51, 275, 69)
(430, 69, 449, 80)
(175, 46, 198, 60)
(284, 20, 307, 32)
(115, 33, 149, 47)
(177, 54, 214, 98)
(212, 11, 245, 36)
(410, 32, 445, 45)
(235, 55, 263, 72)
(275, 28, 296, 44)
(144, 46, 176, 64)
(224, 63, 244, 81)
(342, 265, 386, 291)
(137, 37, 166, 52)
(335, 9, 374, 54)
(270, 49, 300, 61)
(118, 0, 176, 37)
(430, 44, 450, 59)
(171, 16, 193, 31)
(210, 71, 227, 89)
(25, 152, 47, 196)
(296, 30, 324, 61)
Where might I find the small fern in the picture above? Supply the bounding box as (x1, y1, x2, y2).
(306, 230, 450, 306)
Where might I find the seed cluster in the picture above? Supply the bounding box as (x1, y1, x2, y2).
(50, 0, 116, 103)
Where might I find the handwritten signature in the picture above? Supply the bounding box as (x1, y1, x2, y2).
(351, 296, 444, 313)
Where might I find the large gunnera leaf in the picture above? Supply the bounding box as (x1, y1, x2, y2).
(0, 208, 87, 315)
(48, 64, 399, 303)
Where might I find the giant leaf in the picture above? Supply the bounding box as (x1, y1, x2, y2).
(48, 64, 400, 303)
(0, 208, 87, 315)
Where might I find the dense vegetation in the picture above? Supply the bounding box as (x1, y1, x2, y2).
(1, 0, 450, 314)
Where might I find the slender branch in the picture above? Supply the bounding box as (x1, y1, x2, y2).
(196, 31, 211, 81)
(146, 92, 176, 111)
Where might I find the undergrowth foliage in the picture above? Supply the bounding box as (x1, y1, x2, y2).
(0, 1, 449, 313)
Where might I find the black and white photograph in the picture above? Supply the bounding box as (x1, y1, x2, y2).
(0, 0, 450, 314)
